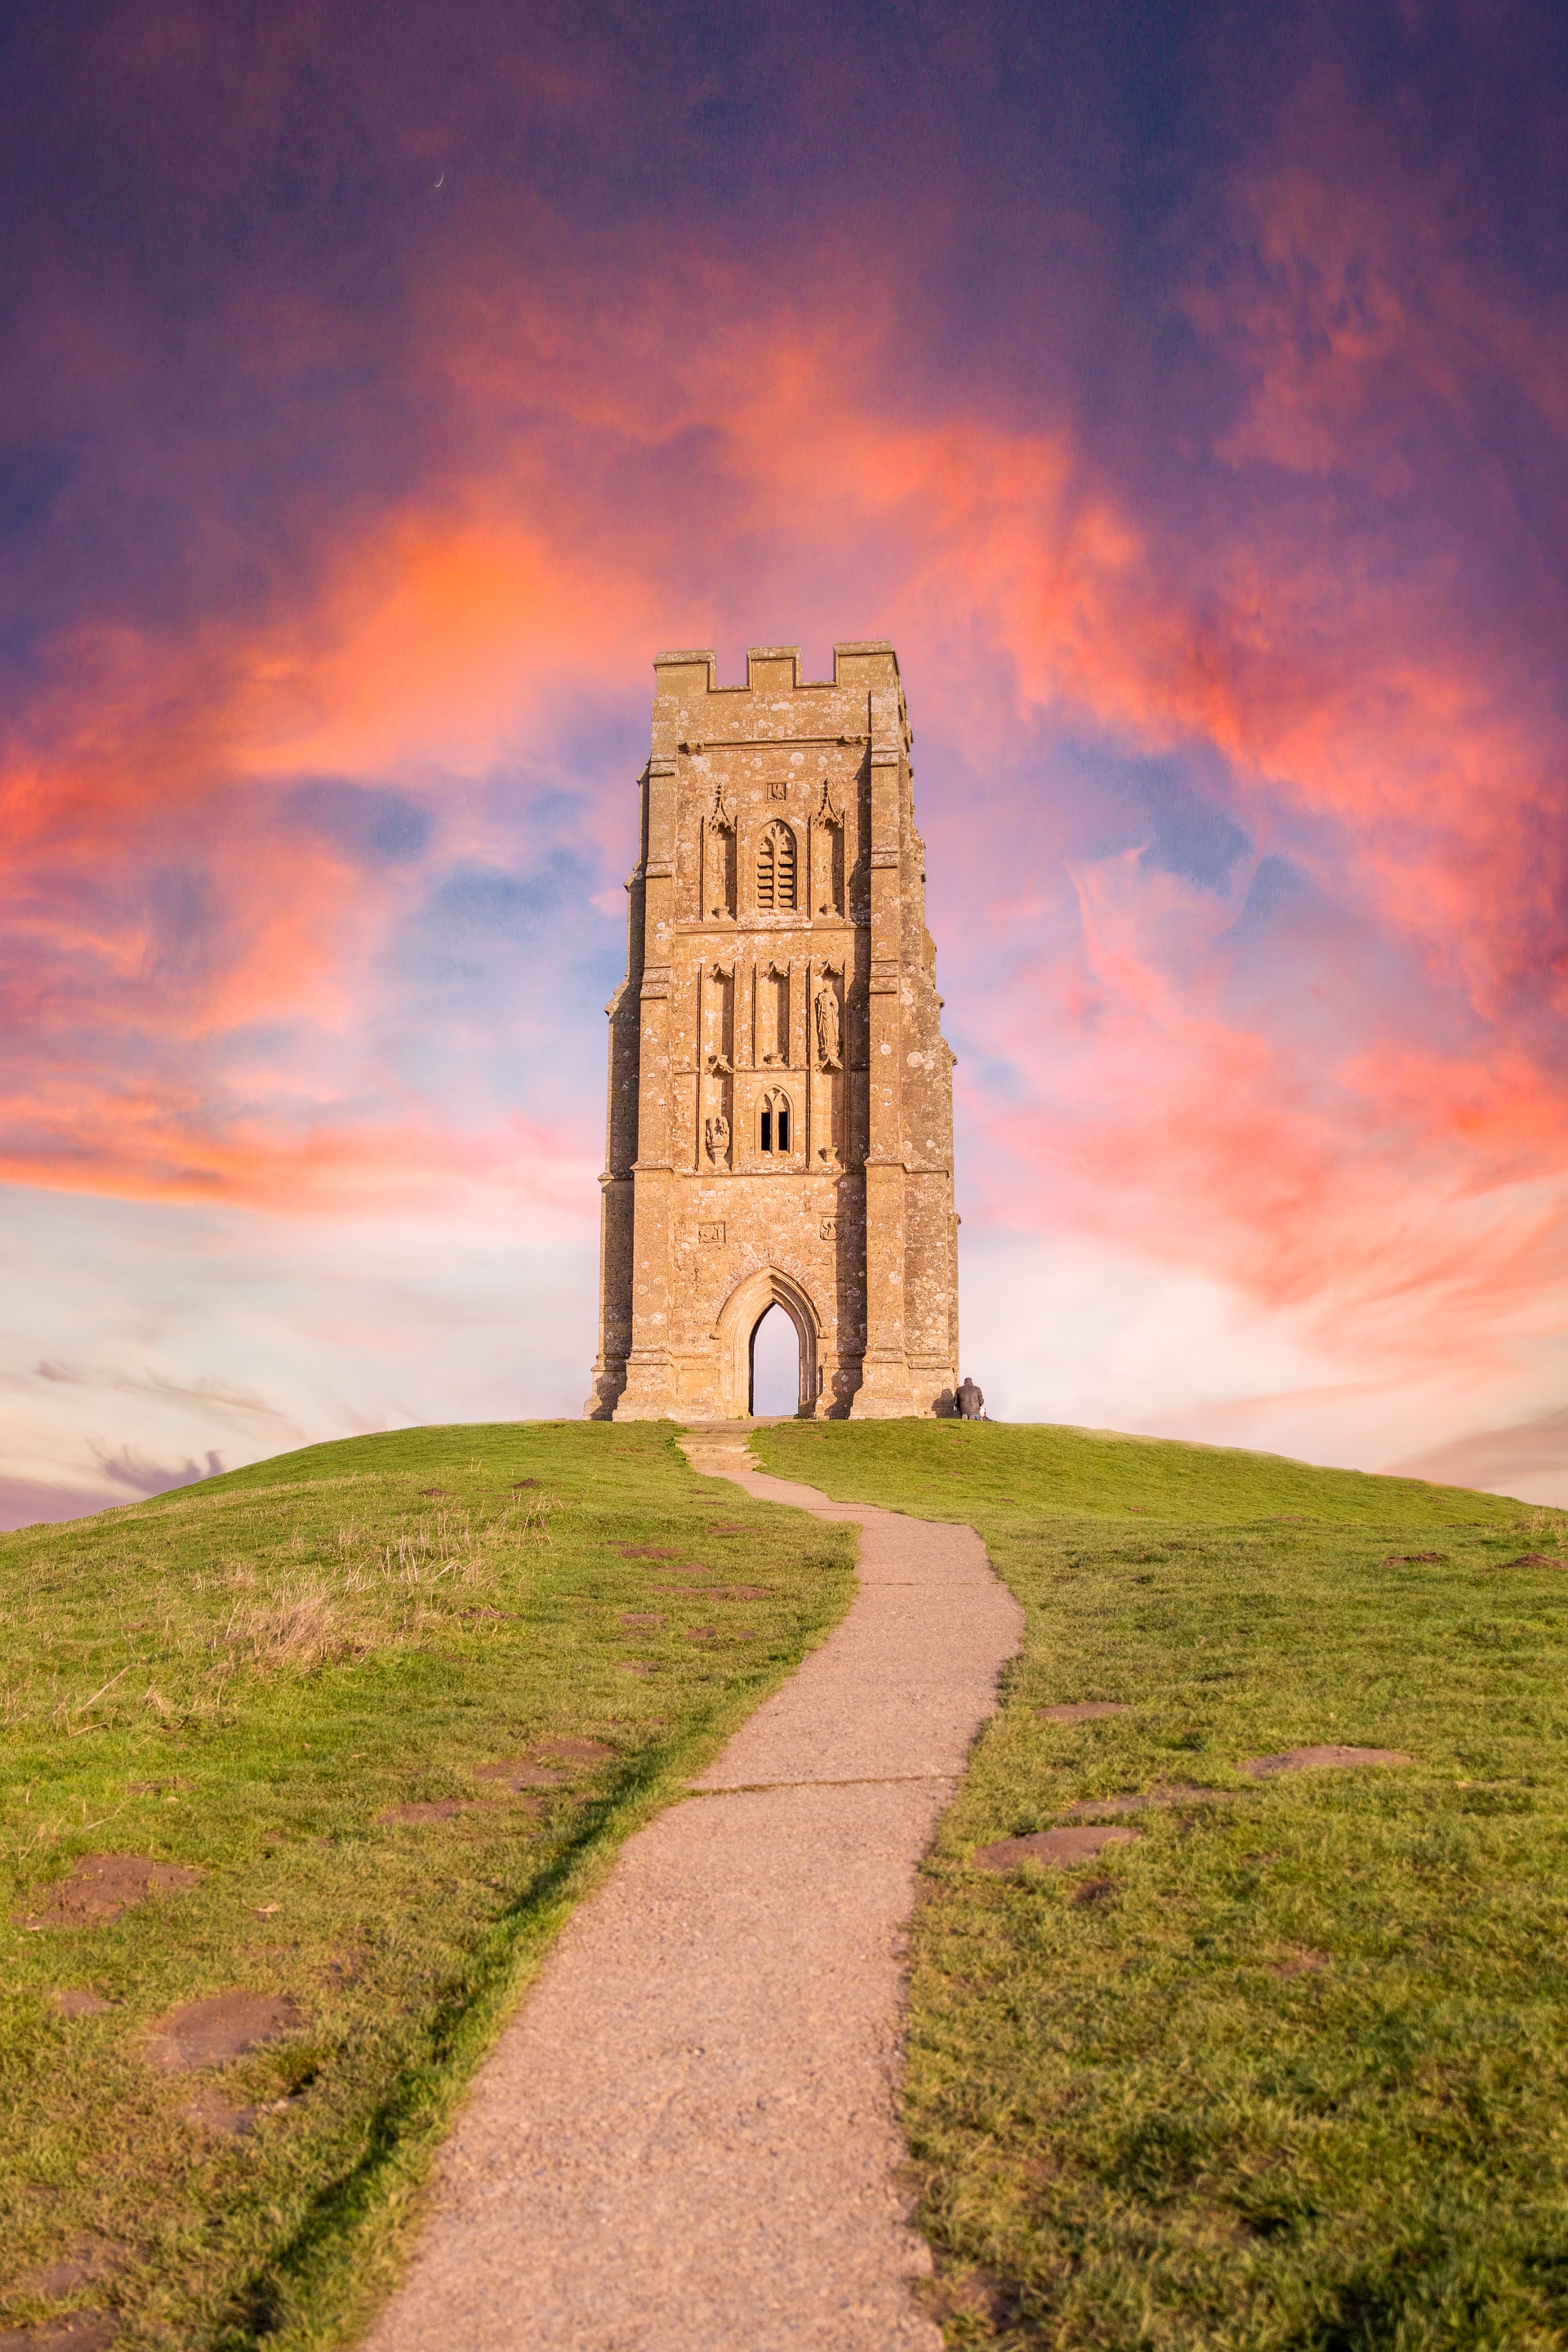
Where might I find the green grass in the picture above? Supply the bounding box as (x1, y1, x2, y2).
(753, 1419, 1568, 2351)
(0, 1421, 853, 2350)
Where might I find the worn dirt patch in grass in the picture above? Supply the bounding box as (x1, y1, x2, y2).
(1271, 1946, 1331, 1977)
(973, 1824, 1141, 1872)
(10, 2243, 127, 2302)
(471, 1760, 561, 1793)
(144, 1990, 305, 2071)
(17, 1855, 203, 1930)
(1241, 1743, 1414, 1775)
(535, 1738, 614, 1764)
(0, 2315, 122, 2350)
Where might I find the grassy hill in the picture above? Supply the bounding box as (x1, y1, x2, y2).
(0, 1422, 853, 2350)
(7, 1411, 1566, 2351)
(755, 1419, 1568, 2351)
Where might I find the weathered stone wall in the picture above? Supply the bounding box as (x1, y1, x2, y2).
(585, 642, 958, 1421)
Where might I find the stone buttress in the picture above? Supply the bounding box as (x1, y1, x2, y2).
(585, 642, 958, 1421)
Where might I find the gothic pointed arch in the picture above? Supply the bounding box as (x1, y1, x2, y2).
(713, 1265, 821, 1417)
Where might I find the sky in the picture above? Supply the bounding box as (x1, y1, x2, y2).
(6, 0, 1568, 1521)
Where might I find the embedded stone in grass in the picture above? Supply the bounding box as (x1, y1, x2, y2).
(473, 1759, 562, 1794)
(1241, 1744, 1414, 1777)
(376, 1798, 479, 1823)
(0, 2314, 122, 2350)
(48, 1988, 115, 2016)
(1037, 1702, 1129, 1723)
(973, 1824, 1141, 1873)
(18, 1854, 203, 1930)
(1058, 1786, 1233, 1818)
(145, 1989, 304, 2072)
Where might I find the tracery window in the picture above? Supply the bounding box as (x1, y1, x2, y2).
(756, 822, 797, 913)
(759, 1089, 792, 1156)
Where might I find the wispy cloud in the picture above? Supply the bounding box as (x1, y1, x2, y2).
(88, 1441, 225, 1498)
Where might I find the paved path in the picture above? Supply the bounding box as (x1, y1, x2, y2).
(364, 1426, 1023, 2352)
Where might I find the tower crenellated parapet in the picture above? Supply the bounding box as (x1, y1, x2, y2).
(585, 642, 957, 1422)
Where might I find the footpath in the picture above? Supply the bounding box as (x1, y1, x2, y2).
(365, 1424, 1023, 2352)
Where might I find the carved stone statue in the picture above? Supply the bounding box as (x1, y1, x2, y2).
(813, 982, 842, 1070)
(704, 1111, 731, 1168)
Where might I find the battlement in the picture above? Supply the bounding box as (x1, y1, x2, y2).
(653, 642, 902, 696)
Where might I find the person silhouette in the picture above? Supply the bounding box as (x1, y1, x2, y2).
(956, 1374, 984, 1421)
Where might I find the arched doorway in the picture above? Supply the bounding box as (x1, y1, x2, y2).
(713, 1267, 821, 1419)
(750, 1304, 801, 1415)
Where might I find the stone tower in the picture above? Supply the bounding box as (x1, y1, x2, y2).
(585, 642, 958, 1421)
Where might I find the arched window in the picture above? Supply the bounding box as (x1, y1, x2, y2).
(756, 822, 797, 912)
(759, 1089, 792, 1156)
